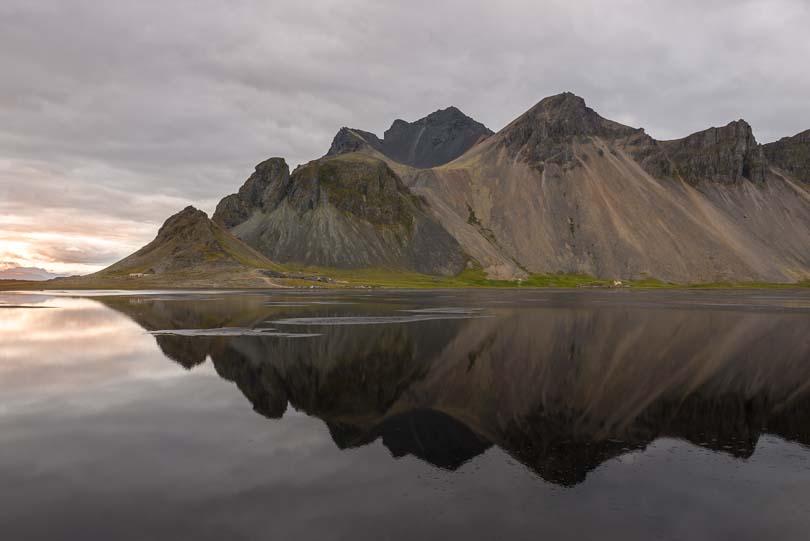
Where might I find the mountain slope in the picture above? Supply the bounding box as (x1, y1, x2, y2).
(406, 93, 810, 282)
(327, 106, 493, 168)
(213, 155, 467, 276)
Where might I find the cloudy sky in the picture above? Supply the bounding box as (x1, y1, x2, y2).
(1, 0, 809, 275)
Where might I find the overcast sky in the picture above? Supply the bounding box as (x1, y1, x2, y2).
(1, 0, 809, 274)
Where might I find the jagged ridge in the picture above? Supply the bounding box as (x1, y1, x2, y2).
(213, 154, 467, 275)
(327, 106, 493, 168)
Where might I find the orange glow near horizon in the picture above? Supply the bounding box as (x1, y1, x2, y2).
(0, 233, 122, 275)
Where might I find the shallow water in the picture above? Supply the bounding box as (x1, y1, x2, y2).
(1, 288, 810, 540)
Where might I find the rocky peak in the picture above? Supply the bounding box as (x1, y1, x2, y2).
(156, 206, 211, 241)
(213, 158, 290, 228)
(763, 128, 810, 183)
(501, 92, 637, 167)
(660, 119, 766, 184)
(380, 106, 492, 168)
(99, 202, 275, 277)
(413, 106, 474, 127)
(254, 156, 289, 175)
(327, 128, 383, 157)
(326, 107, 492, 168)
(383, 105, 491, 139)
(246, 157, 290, 207)
(511, 92, 636, 138)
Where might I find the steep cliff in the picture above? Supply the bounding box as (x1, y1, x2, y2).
(214, 154, 466, 275)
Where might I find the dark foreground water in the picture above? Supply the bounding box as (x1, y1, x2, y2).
(1, 289, 810, 540)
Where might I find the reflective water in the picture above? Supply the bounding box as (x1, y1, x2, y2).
(1, 289, 810, 540)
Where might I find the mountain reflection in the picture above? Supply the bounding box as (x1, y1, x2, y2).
(98, 292, 810, 486)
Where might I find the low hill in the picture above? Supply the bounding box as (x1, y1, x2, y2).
(53, 206, 289, 288)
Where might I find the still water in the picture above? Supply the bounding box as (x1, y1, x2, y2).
(1, 289, 810, 540)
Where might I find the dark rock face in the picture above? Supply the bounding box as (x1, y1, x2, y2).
(214, 155, 467, 275)
(627, 120, 767, 185)
(657, 120, 767, 184)
(379, 106, 493, 167)
(763, 129, 810, 183)
(327, 106, 492, 168)
(283, 158, 417, 226)
(500, 92, 639, 167)
(214, 158, 291, 229)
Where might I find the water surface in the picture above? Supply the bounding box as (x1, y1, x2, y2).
(1, 289, 810, 540)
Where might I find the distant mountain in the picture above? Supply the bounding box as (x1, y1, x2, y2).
(327, 106, 493, 168)
(0, 265, 61, 281)
(213, 155, 466, 276)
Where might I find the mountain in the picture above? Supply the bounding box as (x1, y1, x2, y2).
(55, 206, 286, 288)
(90, 92, 810, 286)
(327, 106, 493, 168)
(213, 155, 466, 276)
(404, 93, 810, 282)
(0, 265, 61, 281)
(100, 206, 276, 275)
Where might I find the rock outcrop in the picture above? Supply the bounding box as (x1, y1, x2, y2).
(645, 120, 766, 184)
(763, 129, 810, 183)
(213, 154, 467, 275)
(327, 106, 493, 168)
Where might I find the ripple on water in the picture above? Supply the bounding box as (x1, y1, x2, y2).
(148, 327, 321, 337)
(273, 307, 487, 326)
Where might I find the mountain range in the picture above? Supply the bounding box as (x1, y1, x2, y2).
(47, 92, 810, 287)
